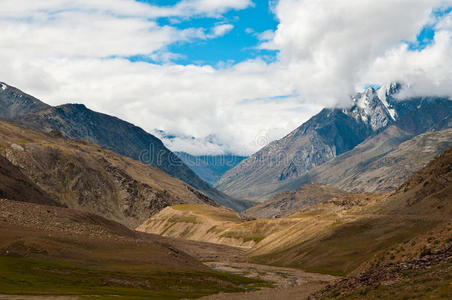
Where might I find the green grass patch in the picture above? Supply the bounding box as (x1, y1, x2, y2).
(0, 256, 269, 299)
(220, 231, 266, 244)
(167, 215, 200, 224)
(171, 205, 242, 223)
(252, 217, 439, 275)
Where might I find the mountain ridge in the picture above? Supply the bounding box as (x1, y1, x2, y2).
(216, 85, 452, 202)
(0, 82, 248, 211)
(0, 120, 219, 228)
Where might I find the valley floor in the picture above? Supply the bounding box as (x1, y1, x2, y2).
(199, 262, 336, 300)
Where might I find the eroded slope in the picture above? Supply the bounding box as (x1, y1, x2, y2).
(0, 120, 217, 228)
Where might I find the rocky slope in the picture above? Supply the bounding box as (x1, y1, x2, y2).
(0, 82, 50, 119)
(0, 82, 246, 211)
(0, 155, 59, 207)
(0, 120, 218, 228)
(249, 146, 452, 275)
(244, 183, 370, 219)
(276, 127, 452, 196)
(316, 245, 451, 299)
(314, 146, 452, 297)
(244, 128, 452, 220)
(176, 152, 247, 185)
(216, 84, 452, 202)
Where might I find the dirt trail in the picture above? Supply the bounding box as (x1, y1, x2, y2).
(198, 262, 338, 300)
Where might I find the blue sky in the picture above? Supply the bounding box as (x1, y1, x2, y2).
(407, 6, 452, 50)
(134, 0, 279, 66)
(133, 1, 452, 66)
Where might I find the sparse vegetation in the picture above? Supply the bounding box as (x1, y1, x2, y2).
(0, 256, 268, 299)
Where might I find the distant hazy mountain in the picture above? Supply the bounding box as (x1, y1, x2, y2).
(175, 152, 247, 185)
(0, 82, 249, 211)
(216, 83, 452, 201)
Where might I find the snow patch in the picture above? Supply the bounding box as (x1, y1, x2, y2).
(377, 83, 398, 121)
(1, 83, 6, 91)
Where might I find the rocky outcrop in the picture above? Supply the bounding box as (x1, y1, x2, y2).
(315, 244, 452, 299)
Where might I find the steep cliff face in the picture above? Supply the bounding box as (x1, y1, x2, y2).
(216, 84, 452, 202)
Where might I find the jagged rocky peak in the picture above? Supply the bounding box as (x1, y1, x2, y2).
(345, 83, 401, 132)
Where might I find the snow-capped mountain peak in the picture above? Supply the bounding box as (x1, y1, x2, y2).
(345, 83, 402, 132)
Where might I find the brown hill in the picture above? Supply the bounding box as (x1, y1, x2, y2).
(137, 204, 300, 249)
(383, 144, 452, 216)
(0, 120, 218, 228)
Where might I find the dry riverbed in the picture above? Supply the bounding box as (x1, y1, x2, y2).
(198, 262, 338, 300)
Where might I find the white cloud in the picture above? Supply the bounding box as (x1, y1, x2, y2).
(211, 24, 234, 38)
(363, 13, 452, 99)
(257, 30, 274, 42)
(262, 0, 452, 106)
(0, 0, 451, 156)
(0, 0, 253, 19)
(173, 0, 254, 17)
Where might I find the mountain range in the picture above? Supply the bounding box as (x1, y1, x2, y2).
(0, 80, 451, 299)
(141, 145, 452, 277)
(0, 82, 249, 211)
(215, 83, 452, 201)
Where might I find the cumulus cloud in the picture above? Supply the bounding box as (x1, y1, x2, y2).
(210, 24, 234, 38)
(0, 0, 253, 19)
(262, 0, 452, 106)
(0, 0, 451, 155)
(364, 13, 452, 99)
